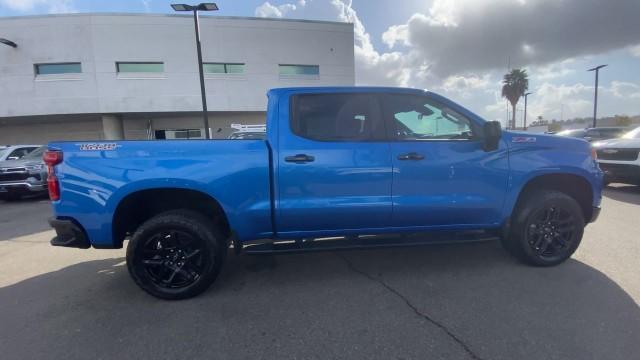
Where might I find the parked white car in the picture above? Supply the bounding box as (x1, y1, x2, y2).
(0, 145, 41, 162)
(593, 126, 640, 185)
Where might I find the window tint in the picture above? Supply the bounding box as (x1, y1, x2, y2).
(291, 93, 384, 141)
(116, 62, 164, 73)
(35, 63, 81, 75)
(279, 64, 319, 76)
(383, 94, 475, 140)
(204, 63, 245, 74)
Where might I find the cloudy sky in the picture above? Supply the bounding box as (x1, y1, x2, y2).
(2, 0, 639, 126)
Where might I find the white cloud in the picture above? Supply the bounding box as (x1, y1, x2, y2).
(382, 0, 640, 77)
(607, 81, 640, 99)
(331, 0, 409, 86)
(441, 74, 490, 92)
(255, 1, 298, 18)
(0, 0, 74, 13)
(630, 45, 640, 58)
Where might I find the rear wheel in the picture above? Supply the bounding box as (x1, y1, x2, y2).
(126, 210, 226, 300)
(503, 190, 584, 266)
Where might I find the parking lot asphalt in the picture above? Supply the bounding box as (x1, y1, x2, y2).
(0, 186, 639, 360)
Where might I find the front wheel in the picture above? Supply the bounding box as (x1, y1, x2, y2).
(502, 190, 585, 266)
(126, 210, 226, 300)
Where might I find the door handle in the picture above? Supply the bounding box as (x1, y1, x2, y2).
(285, 154, 315, 163)
(397, 152, 425, 161)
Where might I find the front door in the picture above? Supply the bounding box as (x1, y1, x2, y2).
(381, 93, 509, 228)
(276, 92, 392, 236)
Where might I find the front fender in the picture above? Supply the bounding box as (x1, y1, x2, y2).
(501, 134, 603, 223)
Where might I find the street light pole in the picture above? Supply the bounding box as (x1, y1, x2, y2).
(171, 3, 219, 139)
(523, 92, 532, 131)
(588, 64, 607, 128)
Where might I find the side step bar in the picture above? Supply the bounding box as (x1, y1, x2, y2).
(242, 230, 499, 255)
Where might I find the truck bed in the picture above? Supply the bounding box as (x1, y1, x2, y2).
(48, 140, 273, 247)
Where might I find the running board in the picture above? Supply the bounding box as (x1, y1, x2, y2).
(242, 230, 499, 255)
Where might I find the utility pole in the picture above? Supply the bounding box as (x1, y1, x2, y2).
(587, 65, 607, 128)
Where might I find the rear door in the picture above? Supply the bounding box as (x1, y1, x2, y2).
(381, 93, 509, 228)
(276, 92, 392, 235)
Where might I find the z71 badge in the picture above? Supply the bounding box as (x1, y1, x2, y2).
(511, 137, 537, 143)
(78, 143, 120, 151)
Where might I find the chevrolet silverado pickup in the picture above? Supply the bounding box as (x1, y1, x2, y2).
(46, 87, 603, 299)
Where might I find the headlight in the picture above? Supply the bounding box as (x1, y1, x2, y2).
(25, 164, 44, 171)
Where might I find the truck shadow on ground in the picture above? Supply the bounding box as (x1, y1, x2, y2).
(1, 241, 639, 360)
(604, 184, 640, 205)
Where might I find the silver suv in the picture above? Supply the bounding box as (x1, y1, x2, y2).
(0, 145, 40, 161)
(0, 146, 48, 201)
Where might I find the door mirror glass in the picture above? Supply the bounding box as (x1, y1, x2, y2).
(483, 121, 502, 151)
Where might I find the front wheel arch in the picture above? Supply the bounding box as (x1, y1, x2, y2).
(511, 173, 594, 224)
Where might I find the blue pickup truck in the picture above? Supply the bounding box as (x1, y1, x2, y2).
(46, 87, 603, 299)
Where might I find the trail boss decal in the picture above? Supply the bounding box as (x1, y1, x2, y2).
(78, 143, 120, 151)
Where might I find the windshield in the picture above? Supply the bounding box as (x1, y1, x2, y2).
(622, 127, 640, 139)
(0, 148, 7, 159)
(22, 146, 45, 159)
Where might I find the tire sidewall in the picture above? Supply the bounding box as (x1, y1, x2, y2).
(126, 211, 224, 300)
(511, 191, 585, 266)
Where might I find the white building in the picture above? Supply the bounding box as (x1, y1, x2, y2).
(0, 13, 355, 143)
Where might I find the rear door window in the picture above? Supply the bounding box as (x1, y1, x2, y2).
(290, 93, 385, 141)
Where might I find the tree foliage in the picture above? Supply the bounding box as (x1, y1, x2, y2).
(614, 115, 632, 127)
(502, 69, 529, 129)
(548, 122, 562, 132)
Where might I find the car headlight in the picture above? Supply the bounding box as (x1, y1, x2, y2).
(25, 164, 44, 171)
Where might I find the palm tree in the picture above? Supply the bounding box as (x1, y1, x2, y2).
(502, 69, 529, 130)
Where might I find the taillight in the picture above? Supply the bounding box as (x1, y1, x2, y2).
(47, 173, 60, 201)
(43, 150, 63, 166)
(43, 150, 63, 201)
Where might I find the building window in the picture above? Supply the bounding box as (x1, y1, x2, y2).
(154, 129, 203, 140)
(116, 62, 164, 73)
(279, 64, 320, 77)
(204, 63, 245, 74)
(35, 63, 81, 75)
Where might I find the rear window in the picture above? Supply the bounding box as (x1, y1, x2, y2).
(290, 93, 385, 141)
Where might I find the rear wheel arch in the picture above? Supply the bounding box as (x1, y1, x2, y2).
(112, 188, 231, 248)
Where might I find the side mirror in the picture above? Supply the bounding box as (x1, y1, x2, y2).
(483, 121, 502, 152)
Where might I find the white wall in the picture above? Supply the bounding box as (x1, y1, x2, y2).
(0, 14, 355, 118)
